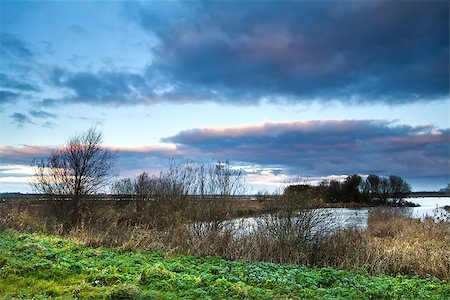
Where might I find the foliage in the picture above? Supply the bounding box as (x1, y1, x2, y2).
(287, 173, 412, 205)
(0, 231, 449, 299)
(388, 175, 412, 203)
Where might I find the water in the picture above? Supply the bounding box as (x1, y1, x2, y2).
(325, 207, 369, 229)
(330, 197, 450, 228)
(408, 197, 450, 219)
(225, 197, 450, 233)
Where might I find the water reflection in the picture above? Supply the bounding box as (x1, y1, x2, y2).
(226, 197, 450, 233)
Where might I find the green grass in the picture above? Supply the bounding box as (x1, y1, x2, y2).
(0, 231, 449, 299)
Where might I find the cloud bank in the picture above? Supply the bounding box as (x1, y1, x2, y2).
(1, 120, 448, 189)
(1, 1, 448, 108)
(164, 120, 449, 179)
(130, 0, 448, 105)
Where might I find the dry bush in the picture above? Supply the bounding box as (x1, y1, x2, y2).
(316, 207, 450, 279)
(306, 211, 449, 279)
(186, 221, 234, 257)
(0, 202, 65, 234)
(2, 197, 449, 279)
(367, 207, 413, 237)
(313, 228, 369, 270)
(226, 190, 337, 265)
(365, 213, 450, 278)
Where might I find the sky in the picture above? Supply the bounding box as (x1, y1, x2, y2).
(0, 0, 449, 193)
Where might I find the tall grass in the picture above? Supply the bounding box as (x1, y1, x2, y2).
(1, 198, 449, 279)
(365, 208, 450, 278)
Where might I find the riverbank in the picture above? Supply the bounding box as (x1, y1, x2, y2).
(230, 198, 419, 219)
(1, 231, 448, 299)
(1, 201, 449, 280)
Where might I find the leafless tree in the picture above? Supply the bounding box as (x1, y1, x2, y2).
(110, 160, 246, 229)
(363, 174, 381, 202)
(32, 127, 115, 228)
(110, 177, 134, 195)
(256, 183, 335, 265)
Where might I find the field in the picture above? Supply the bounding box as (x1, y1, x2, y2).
(1, 194, 449, 298)
(1, 231, 449, 299)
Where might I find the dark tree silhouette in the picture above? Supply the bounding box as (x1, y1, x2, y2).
(342, 174, 362, 203)
(32, 128, 115, 228)
(388, 175, 411, 203)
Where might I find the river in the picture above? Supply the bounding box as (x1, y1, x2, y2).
(224, 197, 450, 233)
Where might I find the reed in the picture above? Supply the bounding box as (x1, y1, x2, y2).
(1, 200, 448, 279)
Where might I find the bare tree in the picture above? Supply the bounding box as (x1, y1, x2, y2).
(110, 177, 134, 195)
(202, 160, 246, 198)
(110, 160, 246, 228)
(32, 128, 115, 228)
(364, 174, 381, 202)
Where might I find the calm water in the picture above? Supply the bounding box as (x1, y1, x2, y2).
(408, 197, 450, 219)
(331, 197, 450, 228)
(226, 197, 450, 232)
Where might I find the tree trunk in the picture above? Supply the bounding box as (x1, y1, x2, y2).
(72, 194, 84, 229)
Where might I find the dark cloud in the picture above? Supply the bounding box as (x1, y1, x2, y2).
(0, 33, 40, 107)
(0, 145, 53, 165)
(8, 110, 57, 128)
(130, 0, 448, 105)
(1, 120, 448, 189)
(51, 68, 156, 106)
(0, 32, 33, 59)
(67, 25, 88, 36)
(0, 90, 19, 105)
(3, 1, 447, 108)
(0, 73, 39, 92)
(41, 121, 55, 129)
(38, 98, 59, 108)
(9, 112, 36, 128)
(115, 146, 184, 175)
(164, 120, 450, 180)
(29, 110, 57, 119)
(0, 145, 182, 177)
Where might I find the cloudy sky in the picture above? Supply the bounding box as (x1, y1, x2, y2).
(0, 0, 449, 193)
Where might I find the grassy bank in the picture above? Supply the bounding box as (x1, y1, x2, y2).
(1, 231, 449, 299)
(1, 200, 449, 280)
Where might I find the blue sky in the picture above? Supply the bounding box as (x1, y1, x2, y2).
(0, 0, 449, 193)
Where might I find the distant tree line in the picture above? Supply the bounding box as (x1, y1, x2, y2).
(286, 174, 412, 205)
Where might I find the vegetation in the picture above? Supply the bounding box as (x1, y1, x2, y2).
(29, 128, 414, 235)
(1, 231, 449, 299)
(110, 160, 246, 226)
(32, 127, 116, 230)
(1, 128, 447, 298)
(1, 198, 449, 280)
(325, 208, 450, 279)
(286, 173, 413, 206)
